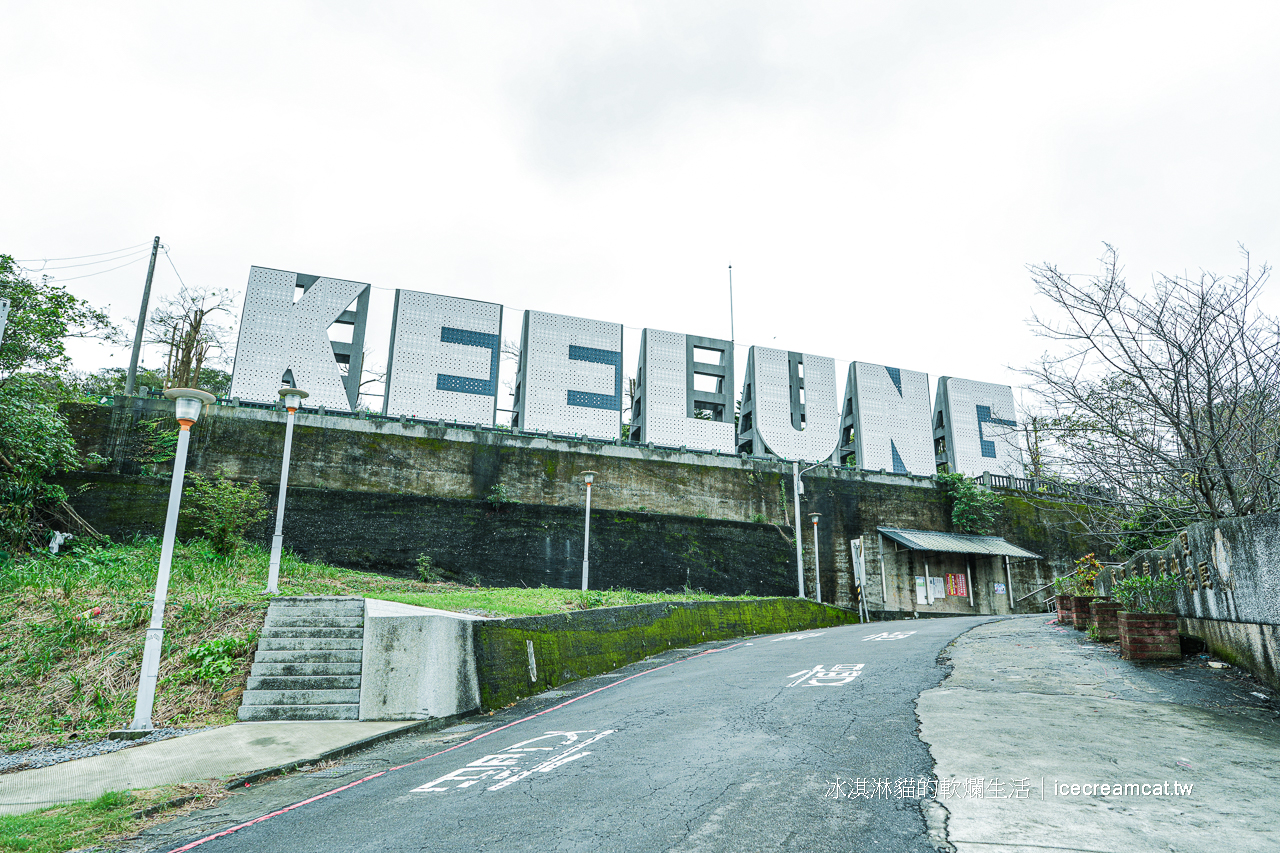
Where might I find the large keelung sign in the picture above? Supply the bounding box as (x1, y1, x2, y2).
(228, 266, 1022, 476)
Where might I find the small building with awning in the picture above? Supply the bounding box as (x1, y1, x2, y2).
(873, 526, 1043, 615)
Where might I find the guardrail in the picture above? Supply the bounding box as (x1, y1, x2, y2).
(976, 472, 1115, 505)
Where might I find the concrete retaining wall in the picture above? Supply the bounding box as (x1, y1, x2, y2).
(471, 598, 860, 710)
(1117, 512, 1280, 690)
(61, 399, 1101, 612)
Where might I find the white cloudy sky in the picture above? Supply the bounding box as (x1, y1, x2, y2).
(5, 1, 1280, 414)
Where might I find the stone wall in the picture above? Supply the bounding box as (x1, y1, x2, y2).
(1115, 512, 1280, 690)
(61, 398, 1098, 613)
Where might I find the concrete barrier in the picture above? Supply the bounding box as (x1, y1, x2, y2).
(358, 599, 483, 721)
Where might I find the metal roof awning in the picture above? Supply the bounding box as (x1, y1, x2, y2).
(877, 527, 1041, 559)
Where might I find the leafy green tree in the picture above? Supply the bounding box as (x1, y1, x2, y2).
(937, 472, 1003, 535)
(180, 473, 269, 556)
(0, 377, 85, 552)
(0, 256, 119, 552)
(0, 255, 119, 380)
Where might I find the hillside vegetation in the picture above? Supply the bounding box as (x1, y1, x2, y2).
(1, 539, 762, 750)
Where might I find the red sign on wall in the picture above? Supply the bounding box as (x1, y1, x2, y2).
(945, 573, 968, 597)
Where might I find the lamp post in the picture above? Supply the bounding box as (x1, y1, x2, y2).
(125, 387, 214, 733)
(580, 471, 597, 591)
(793, 461, 823, 599)
(266, 387, 308, 595)
(809, 512, 823, 604)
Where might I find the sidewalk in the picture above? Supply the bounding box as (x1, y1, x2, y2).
(0, 720, 425, 816)
(918, 615, 1280, 853)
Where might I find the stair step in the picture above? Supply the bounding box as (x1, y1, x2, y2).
(265, 616, 365, 629)
(241, 689, 361, 706)
(267, 600, 364, 618)
(246, 675, 362, 691)
(238, 704, 360, 722)
(260, 627, 365, 639)
(251, 662, 363, 677)
(252, 649, 363, 664)
(258, 637, 364, 651)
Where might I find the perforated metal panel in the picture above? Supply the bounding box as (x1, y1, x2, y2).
(382, 290, 502, 423)
(839, 361, 934, 474)
(0, 298, 9, 348)
(736, 346, 839, 462)
(933, 377, 1023, 476)
(228, 267, 370, 411)
(512, 310, 622, 439)
(631, 329, 734, 452)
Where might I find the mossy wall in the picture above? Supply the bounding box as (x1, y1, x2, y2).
(472, 598, 861, 709)
(61, 399, 1104, 612)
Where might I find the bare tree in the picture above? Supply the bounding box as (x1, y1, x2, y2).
(1022, 245, 1280, 554)
(146, 285, 237, 390)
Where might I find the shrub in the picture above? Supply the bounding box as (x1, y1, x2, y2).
(416, 553, 442, 583)
(184, 634, 256, 685)
(1112, 573, 1179, 614)
(1065, 553, 1104, 596)
(936, 472, 1003, 535)
(180, 473, 269, 556)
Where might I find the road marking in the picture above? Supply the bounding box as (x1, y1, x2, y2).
(860, 631, 917, 642)
(162, 641, 747, 853)
(412, 730, 616, 793)
(786, 663, 864, 686)
(771, 632, 827, 642)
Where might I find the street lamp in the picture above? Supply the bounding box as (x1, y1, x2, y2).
(580, 471, 597, 591)
(266, 387, 308, 595)
(809, 512, 823, 604)
(792, 461, 824, 599)
(125, 387, 215, 733)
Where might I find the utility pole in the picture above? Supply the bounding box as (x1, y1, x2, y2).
(124, 236, 161, 397)
(728, 265, 735, 342)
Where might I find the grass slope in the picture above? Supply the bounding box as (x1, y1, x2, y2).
(1, 539, 763, 750)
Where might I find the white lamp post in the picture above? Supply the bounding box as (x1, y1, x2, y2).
(793, 461, 823, 599)
(125, 387, 215, 733)
(580, 471, 597, 591)
(809, 512, 823, 604)
(266, 387, 308, 595)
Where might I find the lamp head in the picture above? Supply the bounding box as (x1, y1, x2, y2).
(808, 512, 821, 524)
(580, 470, 598, 485)
(278, 387, 310, 412)
(163, 388, 215, 429)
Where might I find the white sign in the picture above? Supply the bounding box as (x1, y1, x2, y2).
(227, 267, 1021, 471)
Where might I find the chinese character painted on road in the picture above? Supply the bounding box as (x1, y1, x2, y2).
(771, 632, 827, 642)
(411, 730, 615, 793)
(860, 631, 916, 642)
(787, 663, 864, 686)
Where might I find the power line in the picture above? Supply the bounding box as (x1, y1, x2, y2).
(18, 246, 152, 272)
(33, 255, 149, 282)
(161, 245, 188, 289)
(15, 241, 152, 264)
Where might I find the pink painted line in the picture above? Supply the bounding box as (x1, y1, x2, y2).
(163, 641, 748, 852)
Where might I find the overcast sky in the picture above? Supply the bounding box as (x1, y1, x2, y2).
(5, 1, 1280, 414)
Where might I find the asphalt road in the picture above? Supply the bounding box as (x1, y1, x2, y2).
(148, 616, 1000, 853)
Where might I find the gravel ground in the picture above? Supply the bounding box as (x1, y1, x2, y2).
(0, 728, 209, 774)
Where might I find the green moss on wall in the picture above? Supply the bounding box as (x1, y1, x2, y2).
(473, 598, 859, 710)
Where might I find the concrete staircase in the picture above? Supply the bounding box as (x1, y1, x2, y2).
(238, 596, 366, 722)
